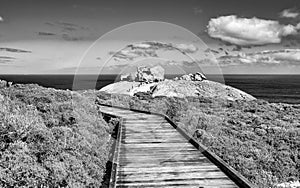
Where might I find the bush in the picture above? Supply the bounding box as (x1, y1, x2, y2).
(0, 85, 114, 187)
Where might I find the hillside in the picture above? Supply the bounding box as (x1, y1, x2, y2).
(0, 82, 116, 187)
(100, 79, 256, 101)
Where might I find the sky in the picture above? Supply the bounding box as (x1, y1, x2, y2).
(0, 0, 300, 74)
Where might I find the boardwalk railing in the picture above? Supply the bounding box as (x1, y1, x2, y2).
(99, 103, 256, 188)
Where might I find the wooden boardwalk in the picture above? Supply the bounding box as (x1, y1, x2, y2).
(100, 105, 253, 188)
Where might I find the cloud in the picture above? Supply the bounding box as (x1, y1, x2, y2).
(0, 47, 31, 53)
(218, 49, 300, 66)
(46, 21, 89, 32)
(45, 21, 93, 41)
(0, 56, 16, 64)
(130, 41, 198, 53)
(205, 48, 219, 54)
(131, 43, 152, 49)
(109, 41, 198, 62)
(207, 15, 300, 46)
(38, 32, 56, 36)
(62, 33, 85, 41)
(280, 9, 299, 18)
(175, 44, 198, 53)
(0, 16, 4, 22)
(112, 49, 158, 62)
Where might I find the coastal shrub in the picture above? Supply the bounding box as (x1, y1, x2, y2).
(0, 85, 114, 187)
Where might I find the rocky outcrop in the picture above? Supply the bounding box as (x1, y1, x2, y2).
(0, 80, 6, 88)
(174, 72, 207, 81)
(150, 66, 164, 82)
(100, 79, 256, 101)
(0, 80, 12, 88)
(103, 70, 255, 101)
(120, 65, 165, 83)
(152, 80, 255, 101)
(136, 65, 164, 83)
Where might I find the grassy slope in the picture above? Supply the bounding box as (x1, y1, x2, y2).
(0, 84, 114, 187)
(97, 91, 300, 188)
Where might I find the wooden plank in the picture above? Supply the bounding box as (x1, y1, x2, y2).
(120, 152, 206, 159)
(116, 185, 237, 188)
(124, 127, 175, 131)
(116, 184, 238, 188)
(122, 140, 187, 144)
(117, 171, 228, 181)
(119, 165, 221, 173)
(118, 161, 215, 168)
(116, 177, 236, 186)
(119, 153, 205, 159)
(120, 142, 192, 148)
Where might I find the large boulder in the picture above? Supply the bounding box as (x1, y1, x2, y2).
(0, 80, 7, 88)
(194, 72, 207, 81)
(149, 65, 164, 82)
(120, 65, 165, 83)
(175, 72, 207, 81)
(136, 66, 152, 82)
(136, 65, 165, 83)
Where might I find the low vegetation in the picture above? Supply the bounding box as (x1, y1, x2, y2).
(0, 82, 299, 188)
(0, 84, 115, 187)
(97, 91, 300, 188)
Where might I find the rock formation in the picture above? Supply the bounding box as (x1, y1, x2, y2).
(0, 80, 13, 88)
(101, 78, 255, 101)
(151, 79, 255, 101)
(174, 72, 207, 81)
(0, 80, 8, 88)
(120, 65, 165, 83)
(102, 69, 255, 101)
(136, 65, 165, 83)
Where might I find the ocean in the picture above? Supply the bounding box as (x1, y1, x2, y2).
(0, 74, 299, 104)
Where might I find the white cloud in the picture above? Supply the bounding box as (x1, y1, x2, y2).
(218, 49, 300, 66)
(131, 43, 152, 49)
(280, 9, 299, 18)
(0, 16, 4, 22)
(175, 44, 198, 53)
(111, 42, 198, 62)
(207, 15, 299, 46)
(130, 42, 198, 54)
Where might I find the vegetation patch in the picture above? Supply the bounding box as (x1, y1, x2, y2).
(0, 85, 116, 187)
(97, 91, 300, 188)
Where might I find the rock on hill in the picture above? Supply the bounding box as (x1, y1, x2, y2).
(100, 78, 255, 101)
(120, 65, 165, 83)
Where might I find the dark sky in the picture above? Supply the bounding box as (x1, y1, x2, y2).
(0, 0, 300, 74)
